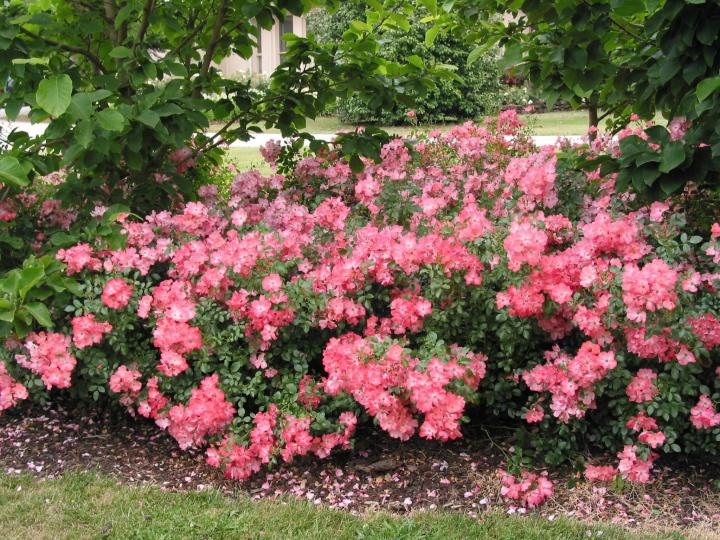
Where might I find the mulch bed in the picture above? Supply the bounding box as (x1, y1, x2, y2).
(2, 402, 720, 535)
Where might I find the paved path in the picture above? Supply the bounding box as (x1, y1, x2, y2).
(1, 116, 584, 147)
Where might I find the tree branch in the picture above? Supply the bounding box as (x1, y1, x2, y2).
(19, 28, 106, 73)
(167, 14, 211, 58)
(200, 0, 229, 80)
(137, 0, 156, 43)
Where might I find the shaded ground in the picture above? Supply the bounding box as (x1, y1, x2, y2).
(1, 403, 719, 538)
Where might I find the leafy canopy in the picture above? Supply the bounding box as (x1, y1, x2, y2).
(458, 0, 720, 200)
(0, 0, 455, 211)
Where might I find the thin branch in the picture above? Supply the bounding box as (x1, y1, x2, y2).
(103, 0, 120, 45)
(19, 28, 106, 73)
(137, 0, 156, 43)
(199, 0, 229, 80)
(580, 0, 646, 42)
(167, 14, 211, 58)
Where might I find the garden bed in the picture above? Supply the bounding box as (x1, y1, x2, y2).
(2, 402, 719, 537)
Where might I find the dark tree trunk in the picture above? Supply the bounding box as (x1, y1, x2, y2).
(588, 105, 599, 141)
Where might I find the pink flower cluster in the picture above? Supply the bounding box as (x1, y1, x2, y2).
(167, 375, 235, 449)
(690, 395, 720, 429)
(503, 220, 548, 272)
(0, 361, 28, 411)
(499, 470, 554, 508)
(626, 368, 658, 403)
(71, 314, 112, 350)
(56, 243, 101, 275)
(617, 445, 657, 483)
(207, 406, 357, 481)
(622, 259, 678, 323)
(323, 334, 486, 442)
(15, 332, 76, 390)
(522, 342, 616, 422)
(102, 278, 133, 309)
(109, 365, 143, 407)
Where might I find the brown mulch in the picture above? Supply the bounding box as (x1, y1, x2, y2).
(2, 403, 720, 536)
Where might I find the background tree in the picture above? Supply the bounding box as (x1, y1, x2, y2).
(0, 0, 453, 213)
(308, 2, 503, 125)
(455, 0, 720, 201)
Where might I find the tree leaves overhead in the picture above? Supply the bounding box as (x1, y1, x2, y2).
(0, 0, 461, 213)
(456, 0, 720, 200)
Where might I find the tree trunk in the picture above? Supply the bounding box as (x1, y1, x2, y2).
(588, 105, 599, 141)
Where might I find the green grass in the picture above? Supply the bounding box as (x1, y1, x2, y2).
(521, 110, 597, 136)
(0, 473, 683, 540)
(225, 147, 272, 175)
(223, 111, 660, 141)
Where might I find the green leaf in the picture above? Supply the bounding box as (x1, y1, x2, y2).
(85, 89, 113, 102)
(610, 0, 645, 17)
(153, 103, 184, 117)
(165, 62, 188, 77)
(109, 46, 133, 59)
(659, 141, 686, 173)
(96, 109, 126, 131)
(12, 56, 50, 65)
(18, 266, 44, 299)
(0, 233, 23, 249)
(0, 156, 30, 187)
(75, 119, 94, 148)
(0, 270, 21, 297)
(697, 76, 720, 102)
(68, 93, 93, 121)
(36, 75, 73, 117)
(4, 99, 23, 121)
(425, 24, 441, 48)
(22, 302, 53, 328)
(349, 154, 364, 173)
(136, 109, 160, 128)
(407, 55, 424, 69)
(102, 203, 131, 224)
(499, 44, 522, 70)
(660, 174, 685, 195)
(0, 307, 14, 323)
(467, 45, 485, 67)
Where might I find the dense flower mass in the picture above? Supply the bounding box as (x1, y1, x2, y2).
(71, 314, 112, 350)
(499, 470, 554, 508)
(2, 112, 720, 500)
(102, 278, 133, 309)
(14, 332, 76, 390)
(0, 361, 28, 411)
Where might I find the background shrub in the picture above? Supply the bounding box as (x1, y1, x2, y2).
(309, 4, 504, 125)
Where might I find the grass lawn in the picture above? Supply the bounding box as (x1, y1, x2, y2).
(225, 147, 272, 175)
(0, 473, 682, 540)
(228, 110, 623, 139)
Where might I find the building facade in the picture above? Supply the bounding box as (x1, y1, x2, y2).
(217, 16, 307, 78)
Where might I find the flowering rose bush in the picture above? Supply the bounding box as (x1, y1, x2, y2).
(1, 111, 719, 500)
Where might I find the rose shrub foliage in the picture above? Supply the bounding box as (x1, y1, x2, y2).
(2, 112, 720, 491)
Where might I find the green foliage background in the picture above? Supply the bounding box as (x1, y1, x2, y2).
(308, 4, 504, 125)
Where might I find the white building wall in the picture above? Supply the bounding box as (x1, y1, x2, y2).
(217, 16, 306, 78)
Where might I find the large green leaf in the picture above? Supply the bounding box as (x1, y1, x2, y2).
(18, 266, 45, 299)
(659, 141, 686, 173)
(97, 109, 126, 131)
(0, 156, 30, 187)
(22, 302, 53, 328)
(109, 46, 133, 58)
(697, 76, 720, 102)
(36, 74, 73, 117)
